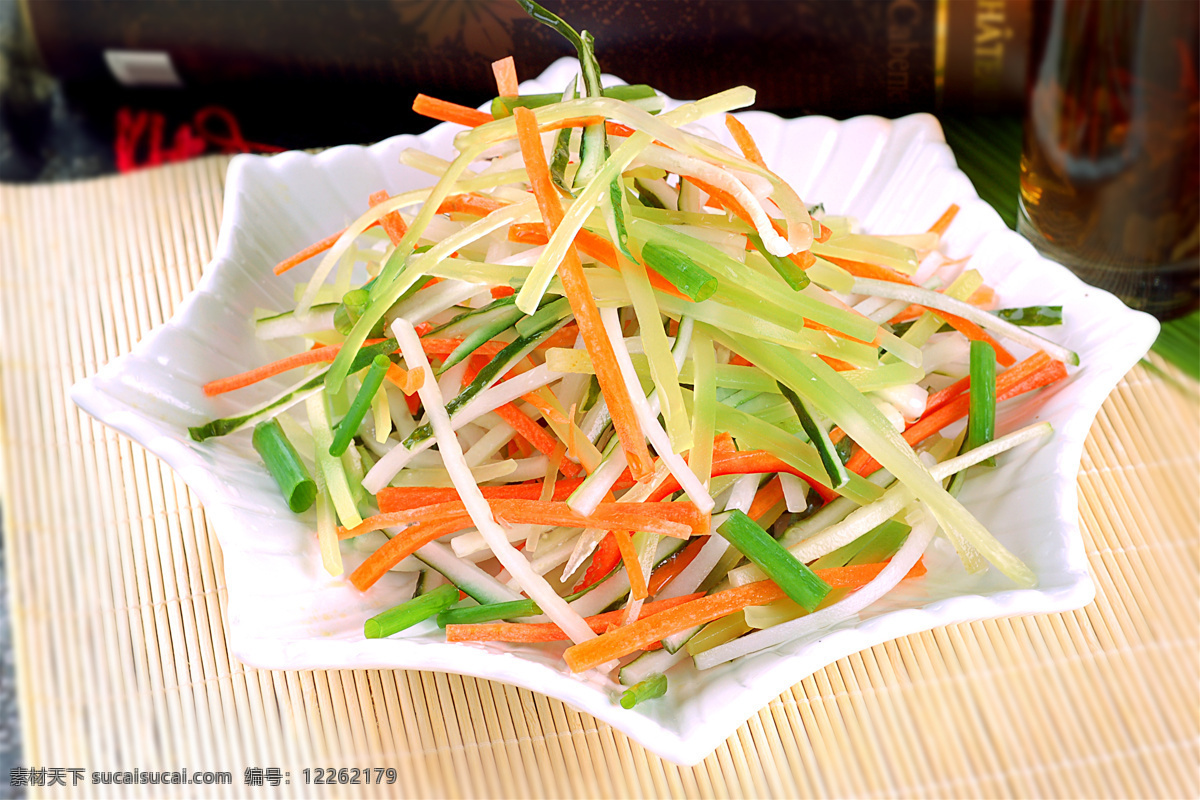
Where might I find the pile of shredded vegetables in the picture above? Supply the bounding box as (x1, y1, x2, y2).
(191, 2, 1078, 703)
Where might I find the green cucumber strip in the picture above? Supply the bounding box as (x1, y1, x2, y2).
(365, 584, 458, 638)
(777, 381, 849, 489)
(640, 241, 718, 301)
(550, 78, 578, 193)
(807, 519, 911, 571)
(490, 84, 658, 117)
(435, 577, 606, 627)
(329, 354, 391, 456)
(995, 305, 1063, 326)
(514, 296, 571, 338)
(747, 233, 810, 290)
(718, 511, 831, 612)
(438, 303, 526, 374)
(967, 340, 997, 467)
(605, 174, 636, 261)
(427, 294, 519, 338)
(188, 338, 397, 441)
(251, 419, 316, 513)
(619, 674, 668, 709)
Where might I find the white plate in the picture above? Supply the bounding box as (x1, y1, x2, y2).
(71, 59, 1158, 766)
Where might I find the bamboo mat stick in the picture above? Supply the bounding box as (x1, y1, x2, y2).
(0, 158, 1197, 798)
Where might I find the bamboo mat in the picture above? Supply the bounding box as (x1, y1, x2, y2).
(0, 155, 1197, 799)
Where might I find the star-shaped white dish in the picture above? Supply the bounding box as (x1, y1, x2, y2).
(71, 60, 1158, 765)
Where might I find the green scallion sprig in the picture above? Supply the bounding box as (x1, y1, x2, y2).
(251, 419, 316, 513)
(718, 510, 831, 612)
(330, 354, 391, 457)
(777, 381, 849, 489)
(619, 673, 668, 709)
(967, 340, 997, 466)
(365, 584, 459, 639)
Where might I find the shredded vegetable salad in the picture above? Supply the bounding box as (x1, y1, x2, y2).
(192, 2, 1078, 705)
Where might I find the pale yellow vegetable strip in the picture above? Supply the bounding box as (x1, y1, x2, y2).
(688, 325, 716, 488)
(620, 254, 691, 452)
(371, 384, 391, 444)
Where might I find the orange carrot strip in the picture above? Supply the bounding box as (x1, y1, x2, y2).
(606, 120, 637, 138)
(204, 345, 342, 395)
(349, 517, 470, 591)
(491, 56, 519, 97)
(846, 353, 1067, 475)
(691, 176, 819, 276)
(928, 204, 960, 236)
(508, 222, 690, 301)
(446, 594, 703, 643)
(368, 190, 409, 245)
(491, 285, 516, 299)
(649, 451, 839, 504)
(273, 226, 375, 276)
(923, 351, 1050, 417)
(436, 192, 508, 217)
(613, 531, 648, 601)
(564, 561, 928, 671)
(492, 403, 583, 477)
(647, 535, 709, 596)
(514, 107, 654, 479)
(384, 362, 424, 396)
(203, 338, 390, 396)
(412, 93, 494, 128)
(342, 500, 705, 540)
(563, 580, 782, 671)
(725, 114, 766, 168)
(520, 388, 570, 425)
(747, 477, 785, 522)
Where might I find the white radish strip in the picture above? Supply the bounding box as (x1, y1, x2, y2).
(528, 532, 581, 575)
(463, 421, 516, 467)
(503, 456, 550, 482)
(729, 422, 1052, 585)
(779, 474, 810, 513)
(850, 277, 1080, 365)
(362, 363, 562, 492)
(451, 524, 531, 557)
(873, 384, 928, 423)
(658, 474, 757, 602)
(392, 318, 597, 645)
(413, 540, 523, 603)
(599, 307, 713, 512)
(255, 307, 337, 340)
(695, 505, 938, 669)
(390, 279, 483, 328)
(639, 144, 791, 257)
